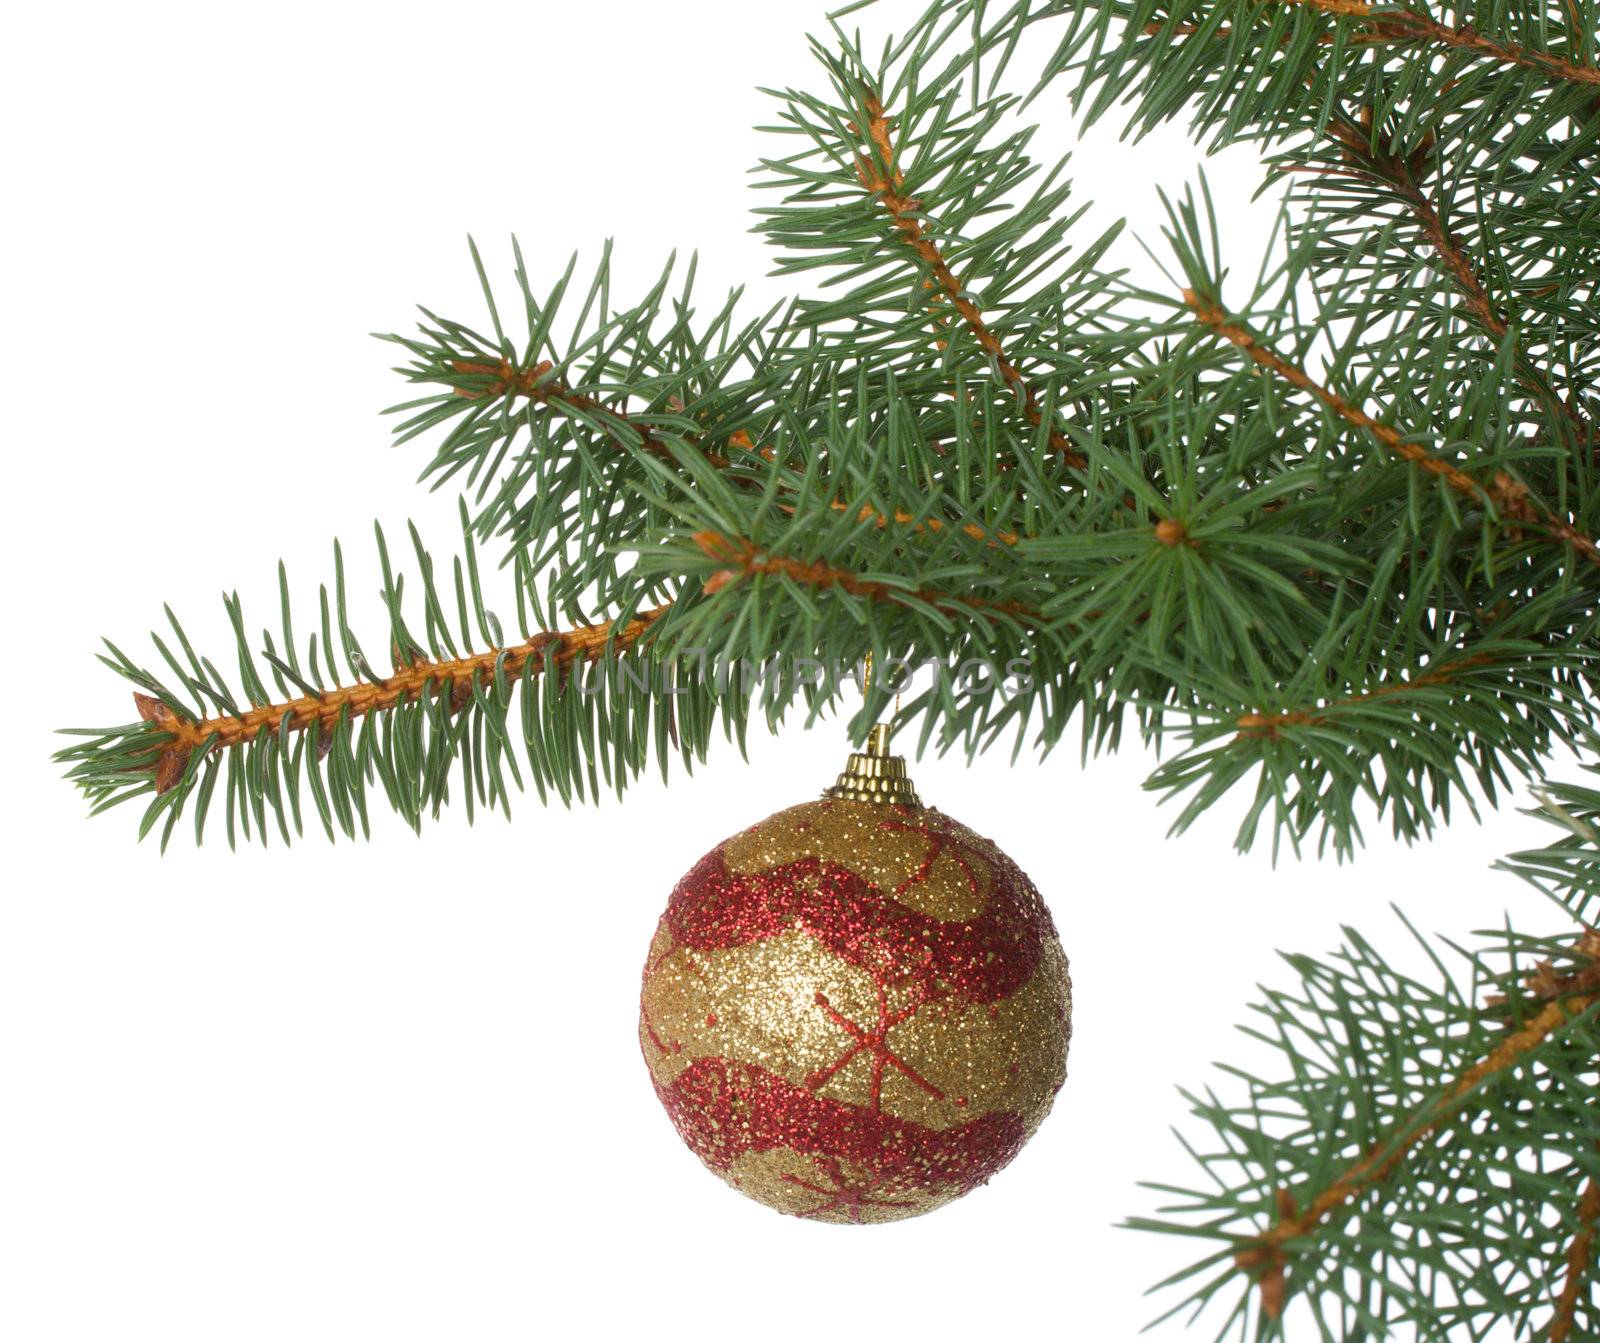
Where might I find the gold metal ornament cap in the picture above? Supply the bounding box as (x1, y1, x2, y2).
(823, 723, 921, 807)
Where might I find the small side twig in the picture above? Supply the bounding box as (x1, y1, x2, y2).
(1322, 110, 1596, 449)
(854, 91, 1086, 468)
(1184, 292, 1600, 567)
(693, 530, 1041, 623)
(451, 357, 734, 469)
(1233, 652, 1497, 740)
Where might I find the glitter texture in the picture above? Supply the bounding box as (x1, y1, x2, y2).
(639, 798, 1071, 1223)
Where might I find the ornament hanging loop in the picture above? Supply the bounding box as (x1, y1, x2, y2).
(825, 651, 921, 807)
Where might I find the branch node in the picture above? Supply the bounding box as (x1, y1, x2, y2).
(1154, 518, 1189, 548)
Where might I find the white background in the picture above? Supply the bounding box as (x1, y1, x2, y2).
(0, 2, 1565, 1339)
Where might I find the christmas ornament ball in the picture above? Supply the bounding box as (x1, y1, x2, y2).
(638, 735, 1071, 1223)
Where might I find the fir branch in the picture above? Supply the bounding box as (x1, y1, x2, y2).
(1185, 289, 1485, 497)
(1231, 651, 1497, 740)
(53, 511, 728, 846)
(450, 347, 1022, 551)
(851, 90, 1087, 467)
(1138, 0, 1600, 83)
(1302, 105, 1596, 447)
(1234, 931, 1600, 1319)
(1321, 118, 1504, 343)
(1150, 641, 1592, 858)
(78, 0, 1600, 862)
(448, 354, 734, 468)
(1184, 289, 1600, 565)
(1105, 766, 1600, 1328)
(380, 245, 792, 615)
(1131, 892, 1600, 1333)
(395, 246, 1038, 601)
(1277, 0, 1600, 86)
(130, 604, 673, 796)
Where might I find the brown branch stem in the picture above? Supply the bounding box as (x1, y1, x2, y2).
(1150, 3, 1600, 84)
(456, 364, 1025, 548)
(451, 358, 733, 469)
(1184, 291, 1600, 566)
(1233, 652, 1496, 739)
(693, 530, 1041, 623)
(854, 92, 1087, 468)
(1280, 0, 1600, 84)
(1322, 112, 1596, 448)
(1552, 1148, 1600, 1343)
(135, 604, 674, 794)
(1237, 941, 1600, 1318)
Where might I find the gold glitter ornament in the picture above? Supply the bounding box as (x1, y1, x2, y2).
(638, 728, 1071, 1223)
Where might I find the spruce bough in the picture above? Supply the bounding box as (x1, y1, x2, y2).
(56, 0, 1600, 1334)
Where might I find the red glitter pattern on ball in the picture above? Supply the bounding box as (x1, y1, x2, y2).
(655, 1056, 1027, 1222)
(661, 812, 1053, 1002)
